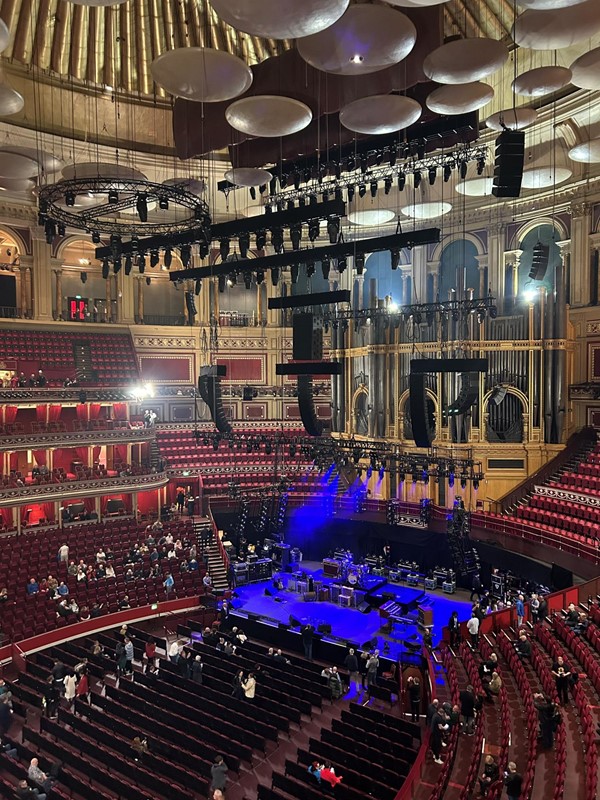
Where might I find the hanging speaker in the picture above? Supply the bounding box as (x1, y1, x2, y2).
(297, 375, 323, 436)
(185, 291, 197, 321)
(409, 372, 435, 448)
(293, 313, 323, 361)
(198, 365, 231, 434)
(490, 386, 507, 406)
(528, 241, 550, 281)
(492, 130, 525, 198)
(446, 373, 479, 417)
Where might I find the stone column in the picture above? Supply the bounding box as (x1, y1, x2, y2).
(31, 239, 53, 321)
(53, 268, 63, 320)
(475, 254, 488, 297)
(430, 268, 439, 303)
(24, 268, 33, 318)
(401, 272, 410, 305)
(590, 232, 600, 307)
(355, 275, 365, 309)
(504, 249, 523, 312)
(119, 270, 135, 324)
(114, 274, 123, 322)
(411, 247, 426, 304)
(105, 274, 112, 323)
(488, 223, 506, 306)
(570, 202, 590, 307)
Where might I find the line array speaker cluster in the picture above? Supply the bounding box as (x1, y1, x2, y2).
(198, 365, 232, 434)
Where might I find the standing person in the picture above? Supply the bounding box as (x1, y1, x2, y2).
(551, 656, 572, 706)
(530, 594, 540, 625)
(168, 639, 182, 664)
(124, 637, 134, 674)
(504, 762, 523, 800)
(467, 613, 480, 646)
(407, 676, 422, 722)
(538, 594, 548, 621)
(43, 676, 59, 719)
(459, 685, 476, 735)
(430, 707, 448, 765)
(115, 640, 127, 677)
(534, 693, 556, 749)
(176, 488, 185, 514)
(242, 672, 256, 700)
(329, 666, 343, 700)
(63, 672, 77, 706)
(75, 670, 89, 705)
(210, 755, 228, 796)
(516, 595, 525, 629)
(448, 611, 460, 648)
(366, 650, 379, 689)
(144, 637, 156, 673)
(0, 696, 11, 737)
(163, 572, 174, 598)
(344, 648, 360, 693)
(232, 670, 245, 700)
(470, 574, 482, 602)
(301, 624, 314, 661)
(57, 543, 69, 563)
(191, 655, 203, 684)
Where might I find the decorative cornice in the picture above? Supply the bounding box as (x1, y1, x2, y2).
(0, 471, 168, 507)
(0, 427, 155, 453)
(535, 484, 600, 509)
(134, 335, 196, 349)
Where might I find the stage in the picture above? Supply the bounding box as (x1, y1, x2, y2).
(229, 561, 473, 660)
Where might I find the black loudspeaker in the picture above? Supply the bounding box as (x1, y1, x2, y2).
(446, 373, 479, 417)
(409, 372, 434, 448)
(277, 361, 342, 376)
(242, 386, 254, 401)
(289, 615, 301, 628)
(357, 601, 371, 614)
(490, 386, 507, 406)
(492, 130, 525, 198)
(317, 623, 332, 635)
(411, 358, 488, 374)
(293, 313, 323, 360)
(529, 241, 550, 281)
(297, 375, 323, 436)
(198, 365, 232, 434)
(264, 588, 272, 596)
(185, 291, 197, 321)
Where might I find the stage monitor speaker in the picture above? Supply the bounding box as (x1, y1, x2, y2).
(198, 365, 232, 434)
(409, 372, 435, 448)
(357, 601, 371, 614)
(492, 130, 525, 199)
(264, 588, 272, 596)
(289, 615, 301, 628)
(185, 290, 197, 320)
(529, 241, 550, 281)
(297, 375, 323, 436)
(410, 357, 488, 374)
(293, 313, 323, 361)
(446, 372, 479, 417)
(317, 623, 332, 635)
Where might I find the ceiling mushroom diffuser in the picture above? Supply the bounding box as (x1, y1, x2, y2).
(423, 38, 508, 84)
(513, 0, 600, 49)
(426, 82, 494, 115)
(517, 0, 588, 8)
(224, 168, 273, 187)
(568, 139, 600, 163)
(225, 96, 313, 138)
(512, 66, 572, 97)
(208, 0, 350, 39)
(570, 47, 600, 90)
(339, 95, 422, 135)
(151, 48, 253, 103)
(485, 108, 538, 131)
(297, 4, 417, 76)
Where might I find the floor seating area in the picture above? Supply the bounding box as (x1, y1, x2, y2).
(0, 329, 139, 385)
(0, 517, 206, 641)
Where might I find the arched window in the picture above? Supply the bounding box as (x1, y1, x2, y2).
(486, 391, 524, 443)
(438, 239, 480, 301)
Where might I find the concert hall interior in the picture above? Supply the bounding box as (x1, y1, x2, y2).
(0, 2, 599, 800)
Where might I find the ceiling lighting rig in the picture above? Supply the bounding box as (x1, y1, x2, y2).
(325, 294, 497, 328)
(39, 177, 211, 256)
(261, 142, 489, 208)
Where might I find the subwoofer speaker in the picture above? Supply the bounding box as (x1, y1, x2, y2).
(198, 365, 232, 434)
(297, 375, 323, 436)
(492, 130, 525, 199)
(409, 372, 434, 448)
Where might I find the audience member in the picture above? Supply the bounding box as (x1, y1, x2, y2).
(467, 613, 480, 646)
(307, 761, 322, 784)
(478, 754, 499, 796)
(344, 648, 360, 693)
(26, 578, 39, 595)
(407, 676, 421, 722)
(534, 693, 557, 749)
(15, 779, 46, 800)
(242, 672, 256, 700)
(448, 611, 461, 647)
(504, 762, 523, 800)
(483, 671, 502, 702)
(131, 735, 148, 761)
(301, 624, 314, 660)
(191, 655, 203, 684)
(320, 762, 343, 787)
(366, 650, 379, 688)
(328, 666, 343, 699)
(27, 758, 54, 793)
(551, 656, 572, 705)
(430, 706, 448, 764)
(210, 755, 228, 795)
(515, 633, 531, 661)
(459, 685, 476, 735)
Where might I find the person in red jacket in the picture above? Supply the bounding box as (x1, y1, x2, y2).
(75, 671, 89, 704)
(320, 762, 343, 788)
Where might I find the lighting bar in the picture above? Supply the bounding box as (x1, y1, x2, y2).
(269, 290, 351, 310)
(169, 228, 441, 283)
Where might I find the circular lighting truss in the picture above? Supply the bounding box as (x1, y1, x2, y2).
(37, 177, 211, 241)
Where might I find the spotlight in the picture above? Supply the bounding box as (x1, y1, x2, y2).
(337, 257, 346, 273)
(448, 472, 455, 489)
(164, 249, 172, 269)
(57, 223, 66, 237)
(289, 224, 302, 251)
(158, 196, 169, 210)
(270, 267, 280, 286)
(473, 478, 480, 491)
(108, 189, 118, 204)
(227, 272, 237, 287)
(271, 227, 284, 254)
(460, 160, 468, 180)
(391, 249, 400, 270)
(180, 245, 191, 267)
(355, 253, 365, 275)
(195, 278, 202, 295)
(308, 219, 320, 242)
(138, 254, 146, 273)
(397, 172, 406, 191)
(80, 271, 87, 284)
(219, 238, 230, 261)
(101, 258, 110, 279)
(306, 261, 315, 278)
(428, 166, 437, 186)
(131, 236, 139, 251)
(358, 183, 367, 198)
(477, 157, 485, 176)
(194, 205, 205, 220)
(113, 258, 122, 274)
(259, 183, 267, 194)
(327, 216, 340, 244)
(443, 163, 452, 183)
(489, 305, 498, 319)
(290, 264, 299, 284)
(370, 180, 378, 198)
(379, 466, 385, 480)
(389, 145, 397, 167)
(256, 269, 265, 285)
(347, 185, 355, 202)
(460, 475, 467, 489)
(375, 151, 384, 166)
(124, 255, 132, 276)
(239, 232, 250, 258)
(249, 187, 257, 201)
(65, 191, 76, 207)
(243, 272, 252, 290)
(136, 193, 148, 222)
(198, 240, 209, 259)
(145, 276, 151, 286)
(413, 170, 422, 189)
(218, 274, 226, 293)
(150, 251, 160, 268)
(477, 309, 486, 324)
(44, 220, 56, 244)
(91, 231, 101, 244)
(256, 231, 267, 250)
(384, 177, 392, 195)
(422, 470, 429, 485)
(321, 258, 331, 280)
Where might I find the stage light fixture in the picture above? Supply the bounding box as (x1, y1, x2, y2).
(460, 475, 467, 489)
(358, 183, 367, 198)
(418, 141, 426, 159)
(384, 177, 393, 195)
(289, 224, 302, 251)
(347, 185, 355, 202)
(422, 469, 429, 485)
(391, 249, 400, 270)
(219, 238, 230, 261)
(136, 193, 148, 222)
(293, 173, 301, 191)
(131, 236, 139, 251)
(428, 166, 437, 186)
(413, 170, 422, 189)
(308, 219, 320, 242)
(477, 157, 485, 176)
(270, 267, 280, 286)
(193, 205, 205, 221)
(101, 258, 110, 279)
(180, 245, 191, 267)
(360, 155, 368, 174)
(164, 248, 172, 269)
(477, 309, 486, 324)
(91, 231, 101, 244)
(250, 187, 257, 200)
(256, 231, 267, 250)
(195, 278, 202, 295)
(150, 251, 160, 268)
(398, 172, 406, 191)
(298, 197, 306, 208)
(306, 261, 316, 278)
(218, 274, 226, 293)
(287, 200, 295, 211)
(370, 180, 378, 198)
(355, 253, 365, 275)
(124, 255, 133, 276)
(108, 189, 118, 204)
(321, 258, 331, 280)
(243, 271, 252, 289)
(227, 272, 237, 287)
(157, 195, 169, 210)
(44, 220, 56, 244)
(337, 256, 347, 273)
(335, 162, 342, 179)
(138, 254, 146, 273)
(271, 227, 284, 254)
(269, 176, 277, 195)
(113, 257, 122, 274)
(146, 276, 151, 286)
(256, 269, 265, 285)
(65, 191, 75, 207)
(327, 216, 340, 245)
(238, 231, 250, 258)
(57, 223, 66, 237)
(473, 477, 480, 491)
(460, 160, 468, 179)
(444, 163, 452, 183)
(199, 240, 209, 259)
(448, 472, 455, 488)
(489, 305, 498, 319)
(389, 145, 397, 167)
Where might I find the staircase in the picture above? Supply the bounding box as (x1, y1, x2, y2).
(193, 518, 228, 590)
(72, 340, 97, 383)
(149, 439, 162, 470)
